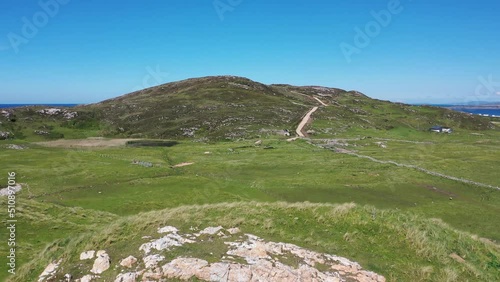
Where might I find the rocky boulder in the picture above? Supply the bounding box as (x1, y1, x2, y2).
(120, 255, 137, 268)
(0, 131, 12, 140)
(80, 250, 95, 260)
(38, 260, 61, 282)
(90, 250, 110, 274)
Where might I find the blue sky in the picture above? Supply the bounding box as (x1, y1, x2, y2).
(1, 0, 499, 104)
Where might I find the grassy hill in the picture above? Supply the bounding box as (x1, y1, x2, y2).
(11, 202, 500, 281)
(0, 76, 496, 141)
(84, 76, 312, 140)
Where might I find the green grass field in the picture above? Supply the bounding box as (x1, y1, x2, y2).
(1, 128, 500, 281)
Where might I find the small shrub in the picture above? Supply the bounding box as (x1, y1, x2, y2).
(487, 253, 500, 269)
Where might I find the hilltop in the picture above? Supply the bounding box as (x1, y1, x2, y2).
(0, 76, 496, 141)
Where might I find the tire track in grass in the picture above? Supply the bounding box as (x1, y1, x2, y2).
(322, 146, 500, 191)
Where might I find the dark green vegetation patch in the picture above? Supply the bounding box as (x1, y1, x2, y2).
(126, 140, 179, 147)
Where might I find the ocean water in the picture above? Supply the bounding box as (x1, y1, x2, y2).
(0, 104, 79, 109)
(452, 108, 500, 117)
(424, 104, 500, 117)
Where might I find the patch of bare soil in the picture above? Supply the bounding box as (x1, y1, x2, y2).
(35, 138, 140, 148)
(449, 253, 466, 264)
(421, 185, 457, 198)
(171, 162, 194, 168)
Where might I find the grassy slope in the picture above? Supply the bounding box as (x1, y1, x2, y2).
(85, 76, 312, 139)
(311, 95, 494, 135)
(0, 198, 118, 281)
(1, 138, 499, 240)
(10, 202, 500, 282)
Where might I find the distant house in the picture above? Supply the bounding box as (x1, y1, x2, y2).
(429, 126, 452, 133)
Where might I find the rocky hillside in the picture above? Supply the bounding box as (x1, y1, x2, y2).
(38, 225, 384, 282)
(0, 76, 496, 141)
(85, 76, 312, 140)
(13, 202, 500, 282)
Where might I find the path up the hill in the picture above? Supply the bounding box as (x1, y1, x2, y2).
(295, 97, 327, 137)
(295, 107, 319, 137)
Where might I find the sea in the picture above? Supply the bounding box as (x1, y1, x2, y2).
(419, 104, 500, 117)
(0, 104, 79, 109)
(441, 106, 500, 117)
(453, 108, 500, 117)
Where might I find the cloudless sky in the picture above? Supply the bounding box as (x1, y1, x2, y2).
(1, 0, 499, 104)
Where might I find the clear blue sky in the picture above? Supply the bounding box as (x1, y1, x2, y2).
(1, 0, 500, 104)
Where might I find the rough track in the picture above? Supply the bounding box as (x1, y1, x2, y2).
(322, 145, 500, 191)
(295, 107, 319, 137)
(295, 97, 328, 137)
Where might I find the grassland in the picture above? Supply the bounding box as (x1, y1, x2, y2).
(6, 202, 500, 281)
(1, 76, 499, 281)
(1, 129, 499, 281)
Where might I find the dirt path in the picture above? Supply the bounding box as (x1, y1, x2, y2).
(171, 162, 194, 168)
(313, 96, 328, 106)
(294, 96, 328, 137)
(295, 107, 319, 137)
